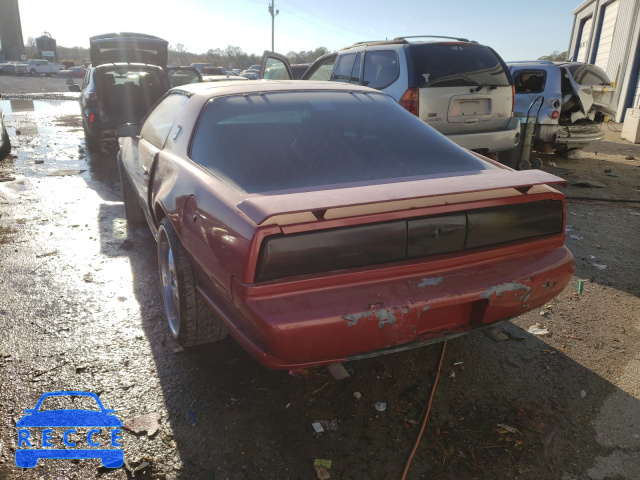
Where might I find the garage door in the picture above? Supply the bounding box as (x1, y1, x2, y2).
(594, 0, 620, 72)
(576, 16, 593, 63)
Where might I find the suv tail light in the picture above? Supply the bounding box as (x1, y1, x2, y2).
(255, 200, 563, 282)
(399, 88, 419, 116)
(550, 111, 560, 120)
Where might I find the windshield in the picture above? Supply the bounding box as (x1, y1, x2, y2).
(190, 91, 496, 194)
(409, 44, 511, 88)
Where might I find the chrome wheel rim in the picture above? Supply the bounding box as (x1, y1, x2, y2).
(159, 228, 180, 337)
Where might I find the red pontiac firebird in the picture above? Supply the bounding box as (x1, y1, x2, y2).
(117, 80, 574, 369)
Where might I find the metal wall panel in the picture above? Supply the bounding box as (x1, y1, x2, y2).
(594, 0, 620, 71)
(577, 16, 594, 61)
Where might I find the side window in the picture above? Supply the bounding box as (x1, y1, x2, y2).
(513, 70, 546, 93)
(140, 93, 189, 149)
(305, 54, 337, 81)
(332, 53, 357, 83)
(363, 50, 399, 89)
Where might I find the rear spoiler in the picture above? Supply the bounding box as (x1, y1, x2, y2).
(237, 169, 567, 225)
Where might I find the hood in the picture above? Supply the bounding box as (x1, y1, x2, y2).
(90, 32, 168, 67)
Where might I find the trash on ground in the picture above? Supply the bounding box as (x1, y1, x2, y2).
(567, 150, 583, 159)
(326, 362, 351, 380)
(629, 211, 640, 216)
(569, 178, 607, 188)
(497, 423, 519, 434)
(46, 169, 86, 176)
(453, 361, 464, 366)
(540, 311, 547, 316)
(580, 390, 587, 399)
(565, 225, 573, 232)
(353, 391, 362, 400)
(374, 402, 387, 412)
(592, 263, 608, 270)
(606, 173, 620, 177)
(625, 155, 635, 160)
(528, 324, 551, 337)
(34, 159, 44, 164)
(123, 412, 161, 436)
(578, 280, 584, 294)
(312, 422, 324, 433)
(314, 459, 332, 468)
(570, 235, 583, 240)
(315, 419, 338, 431)
(548, 161, 557, 167)
(604, 168, 612, 173)
(315, 465, 332, 480)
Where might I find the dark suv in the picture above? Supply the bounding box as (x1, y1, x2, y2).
(69, 33, 201, 151)
(262, 36, 520, 155)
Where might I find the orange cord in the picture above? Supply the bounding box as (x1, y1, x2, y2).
(400, 340, 448, 480)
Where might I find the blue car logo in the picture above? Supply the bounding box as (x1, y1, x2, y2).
(15, 391, 123, 468)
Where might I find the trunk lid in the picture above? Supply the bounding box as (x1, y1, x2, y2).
(89, 32, 168, 67)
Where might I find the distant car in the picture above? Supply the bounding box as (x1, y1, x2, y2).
(507, 61, 617, 155)
(0, 62, 20, 75)
(240, 70, 258, 80)
(262, 36, 522, 155)
(69, 32, 201, 151)
(0, 103, 10, 160)
(15, 391, 123, 468)
(58, 66, 87, 78)
(189, 63, 213, 73)
(201, 66, 227, 75)
(117, 80, 573, 369)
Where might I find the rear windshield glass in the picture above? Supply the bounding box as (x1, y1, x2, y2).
(409, 44, 510, 88)
(513, 70, 547, 93)
(567, 64, 611, 86)
(190, 91, 496, 194)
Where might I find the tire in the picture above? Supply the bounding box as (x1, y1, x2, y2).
(517, 158, 531, 170)
(0, 127, 10, 160)
(84, 130, 101, 152)
(29, 69, 36, 76)
(157, 217, 228, 347)
(117, 153, 146, 227)
(530, 157, 542, 169)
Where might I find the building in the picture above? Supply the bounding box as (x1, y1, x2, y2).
(0, 0, 25, 61)
(569, 0, 640, 122)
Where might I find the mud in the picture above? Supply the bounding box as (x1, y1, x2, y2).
(0, 77, 639, 479)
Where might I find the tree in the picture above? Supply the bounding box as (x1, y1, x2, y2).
(538, 51, 568, 62)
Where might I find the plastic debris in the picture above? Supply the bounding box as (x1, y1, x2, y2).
(353, 391, 362, 400)
(580, 390, 587, 399)
(327, 362, 351, 381)
(314, 459, 332, 468)
(312, 422, 324, 433)
(315, 465, 331, 480)
(123, 412, 161, 436)
(528, 324, 551, 337)
(315, 420, 338, 431)
(578, 280, 584, 294)
(592, 263, 607, 270)
(497, 423, 519, 434)
(375, 402, 387, 412)
(570, 235, 583, 240)
(548, 161, 557, 167)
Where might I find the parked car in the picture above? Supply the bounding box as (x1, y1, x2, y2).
(507, 61, 617, 155)
(261, 36, 521, 155)
(189, 63, 213, 73)
(201, 66, 227, 75)
(116, 80, 573, 369)
(69, 32, 201, 151)
(57, 66, 87, 78)
(0, 62, 20, 75)
(240, 69, 258, 80)
(0, 102, 10, 160)
(23, 59, 64, 76)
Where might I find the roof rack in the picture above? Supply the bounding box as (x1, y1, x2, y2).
(393, 35, 474, 43)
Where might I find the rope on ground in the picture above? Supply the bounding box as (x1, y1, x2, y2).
(400, 340, 448, 480)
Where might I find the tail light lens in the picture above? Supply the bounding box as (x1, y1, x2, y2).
(550, 111, 560, 120)
(255, 200, 563, 282)
(89, 113, 95, 124)
(399, 88, 419, 116)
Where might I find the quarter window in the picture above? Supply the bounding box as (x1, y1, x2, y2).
(363, 50, 399, 89)
(140, 93, 189, 149)
(332, 53, 357, 83)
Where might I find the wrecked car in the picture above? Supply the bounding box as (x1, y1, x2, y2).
(117, 80, 574, 369)
(508, 61, 616, 155)
(69, 33, 201, 151)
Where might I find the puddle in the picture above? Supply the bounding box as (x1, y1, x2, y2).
(0, 99, 79, 115)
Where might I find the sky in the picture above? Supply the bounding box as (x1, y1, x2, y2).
(16, 0, 577, 62)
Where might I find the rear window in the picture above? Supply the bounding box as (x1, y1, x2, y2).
(408, 44, 510, 88)
(189, 91, 495, 194)
(513, 69, 547, 93)
(566, 64, 611, 86)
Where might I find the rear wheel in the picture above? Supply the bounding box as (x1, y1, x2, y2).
(29, 69, 36, 76)
(84, 129, 101, 152)
(157, 217, 227, 346)
(517, 158, 531, 170)
(530, 157, 542, 169)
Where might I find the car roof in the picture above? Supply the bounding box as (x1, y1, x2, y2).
(340, 35, 477, 50)
(173, 79, 383, 99)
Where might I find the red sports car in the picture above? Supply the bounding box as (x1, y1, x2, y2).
(117, 80, 574, 369)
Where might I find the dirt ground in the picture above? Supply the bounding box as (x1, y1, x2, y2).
(0, 75, 639, 480)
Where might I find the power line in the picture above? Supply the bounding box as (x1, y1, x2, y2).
(280, 0, 369, 38)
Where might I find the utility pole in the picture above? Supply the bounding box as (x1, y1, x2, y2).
(268, 0, 279, 52)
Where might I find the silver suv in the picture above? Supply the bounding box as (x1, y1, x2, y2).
(261, 36, 520, 154)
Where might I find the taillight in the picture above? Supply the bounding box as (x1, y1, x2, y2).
(255, 200, 564, 282)
(89, 113, 95, 124)
(399, 88, 419, 116)
(550, 111, 560, 120)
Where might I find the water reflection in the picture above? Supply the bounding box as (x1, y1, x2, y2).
(0, 99, 79, 115)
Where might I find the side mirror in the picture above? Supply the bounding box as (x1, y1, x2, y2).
(117, 123, 140, 138)
(68, 84, 81, 92)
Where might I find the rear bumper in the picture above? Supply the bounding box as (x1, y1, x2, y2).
(447, 117, 521, 153)
(202, 240, 573, 369)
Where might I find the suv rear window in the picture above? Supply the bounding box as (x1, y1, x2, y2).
(190, 91, 495, 194)
(408, 44, 511, 88)
(513, 69, 546, 93)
